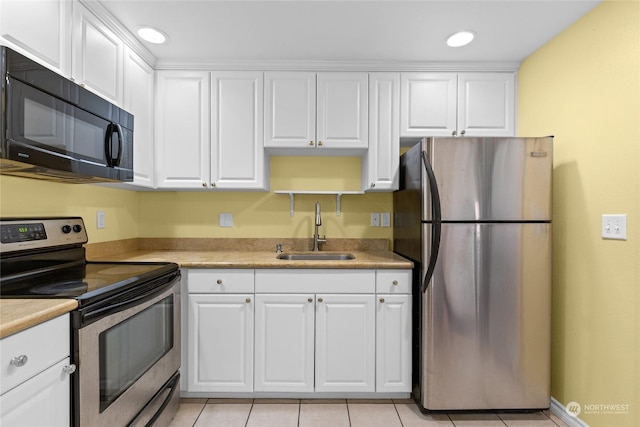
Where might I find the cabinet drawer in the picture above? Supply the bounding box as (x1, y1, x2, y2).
(188, 269, 255, 293)
(1, 314, 69, 395)
(376, 270, 412, 294)
(255, 269, 375, 293)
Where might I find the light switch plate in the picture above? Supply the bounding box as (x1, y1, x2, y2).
(602, 214, 627, 240)
(381, 212, 391, 228)
(219, 213, 233, 227)
(371, 213, 380, 227)
(96, 211, 105, 229)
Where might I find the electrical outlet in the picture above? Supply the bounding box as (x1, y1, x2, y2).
(371, 213, 380, 227)
(96, 211, 105, 229)
(381, 212, 391, 228)
(219, 213, 233, 227)
(602, 214, 627, 240)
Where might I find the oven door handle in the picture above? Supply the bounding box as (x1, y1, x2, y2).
(81, 275, 177, 325)
(126, 371, 180, 427)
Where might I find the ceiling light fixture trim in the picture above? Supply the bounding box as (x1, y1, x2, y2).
(137, 26, 169, 44)
(446, 31, 475, 47)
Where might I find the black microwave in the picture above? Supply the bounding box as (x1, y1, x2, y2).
(0, 47, 133, 183)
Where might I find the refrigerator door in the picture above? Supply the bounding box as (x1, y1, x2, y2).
(420, 222, 551, 410)
(422, 137, 553, 222)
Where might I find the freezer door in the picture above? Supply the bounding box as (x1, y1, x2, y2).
(420, 223, 551, 410)
(422, 137, 552, 222)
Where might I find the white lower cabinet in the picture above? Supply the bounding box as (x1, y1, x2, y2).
(186, 269, 254, 393)
(184, 268, 411, 396)
(254, 294, 315, 392)
(0, 314, 72, 427)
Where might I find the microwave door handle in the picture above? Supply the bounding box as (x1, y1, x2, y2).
(113, 124, 123, 167)
(104, 124, 114, 166)
(421, 150, 442, 293)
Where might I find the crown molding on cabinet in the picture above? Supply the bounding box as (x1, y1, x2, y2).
(154, 59, 521, 72)
(78, 0, 157, 68)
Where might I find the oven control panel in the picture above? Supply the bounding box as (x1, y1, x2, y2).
(0, 217, 88, 253)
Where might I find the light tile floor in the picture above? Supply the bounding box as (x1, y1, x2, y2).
(168, 399, 570, 427)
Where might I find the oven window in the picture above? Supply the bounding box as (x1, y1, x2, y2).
(99, 295, 174, 412)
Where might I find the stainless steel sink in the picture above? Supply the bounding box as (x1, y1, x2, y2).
(276, 252, 355, 261)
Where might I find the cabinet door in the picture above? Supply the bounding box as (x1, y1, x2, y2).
(188, 294, 253, 392)
(123, 46, 155, 188)
(0, 358, 71, 427)
(254, 294, 315, 392)
(264, 72, 316, 148)
(364, 73, 400, 192)
(315, 294, 375, 392)
(376, 294, 412, 392)
(0, 0, 72, 75)
(211, 71, 266, 190)
(155, 71, 210, 189)
(72, 3, 123, 104)
(316, 72, 368, 149)
(400, 73, 457, 137)
(457, 73, 515, 136)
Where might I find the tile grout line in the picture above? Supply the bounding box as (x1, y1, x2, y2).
(243, 399, 255, 427)
(392, 400, 405, 427)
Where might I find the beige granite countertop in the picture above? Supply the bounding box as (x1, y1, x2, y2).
(0, 299, 77, 339)
(94, 249, 413, 269)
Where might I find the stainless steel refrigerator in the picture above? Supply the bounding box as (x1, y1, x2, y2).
(393, 137, 552, 411)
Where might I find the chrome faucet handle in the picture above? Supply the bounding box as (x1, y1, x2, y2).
(276, 243, 282, 254)
(315, 201, 322, 226)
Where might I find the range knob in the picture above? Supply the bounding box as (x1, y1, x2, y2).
(73, 224, 83, 233)
(62, 225, 72, 234)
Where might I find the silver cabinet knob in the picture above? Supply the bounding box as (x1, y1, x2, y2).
(318, 297, 323, 303)
(246, 298, 252, 303)
(202, 182, 207, 187)
(10, 355, 28, 367)
(217, 279, 223, 285)
(379, 298, 385, 303)
(62, 364, 76, 375)
(211, 182, 216, 187)
(309, 141, 314, 146)
(460, 129, 466, 135)
(308, 298, 313, 303)
(318, 141, 323, 147)
(451, 130, 457, 136)
(370, 183, 375, 188)
(392, 280, 398, 286)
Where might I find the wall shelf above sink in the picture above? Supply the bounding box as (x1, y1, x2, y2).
(274, 191, 364, 216)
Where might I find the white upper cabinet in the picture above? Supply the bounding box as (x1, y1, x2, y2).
(400, 72, 515, 138)
(123, 46, 155, 188)
(211, 71, 267, 190)
(457, 73, 515, 137)
(155, 71, 210, 189)
(72, 2, 123, 105)
(316, 73, 368, 149)
(264, 72, 316, 148)
(265, 72, 368, 151)
(0, 0, 72, 76)
(363, 72, 400, 192)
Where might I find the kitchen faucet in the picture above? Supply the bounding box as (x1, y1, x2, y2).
(313, 201, 327, 251)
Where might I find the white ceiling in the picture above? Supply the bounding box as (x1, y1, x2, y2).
(95, 0, 601, 67)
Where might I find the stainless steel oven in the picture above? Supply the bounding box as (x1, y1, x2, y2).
(0, 217, 180, 426)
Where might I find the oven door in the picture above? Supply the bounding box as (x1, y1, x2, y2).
(75, 276, 180, 427)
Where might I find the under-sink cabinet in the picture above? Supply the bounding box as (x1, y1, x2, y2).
(182, 268, 411, 397)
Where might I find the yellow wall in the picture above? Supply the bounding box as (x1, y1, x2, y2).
(518, 1, 640, 426)
(0, 156, 393, 243)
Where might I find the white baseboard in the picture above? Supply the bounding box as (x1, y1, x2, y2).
(551, 396, 590, 427)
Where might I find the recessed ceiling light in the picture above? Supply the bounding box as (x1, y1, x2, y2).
(137, 27, 168, 44)
(446, 31, 475, 48)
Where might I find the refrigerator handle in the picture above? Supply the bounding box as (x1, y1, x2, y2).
(421, 151, 442, 293)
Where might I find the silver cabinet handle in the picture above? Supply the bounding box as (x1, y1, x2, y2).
(10, 355, 28, 367)
(379, 298, 385, 303)
(62, 364, 76, 375)
(318, 141, 323, 147)
(217, 279, 223, 285)
(246, 298, 252, 303)
(308, 298, 313, 303)
(392, 280, 398, 286)
(202, 182, 207, 187)
(318, 297, 323, 303)
(460, 129, 466, 135)
(451, 130, 457, 136)
(370, 183, 376, 188)
(309, 141, 314, 146)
